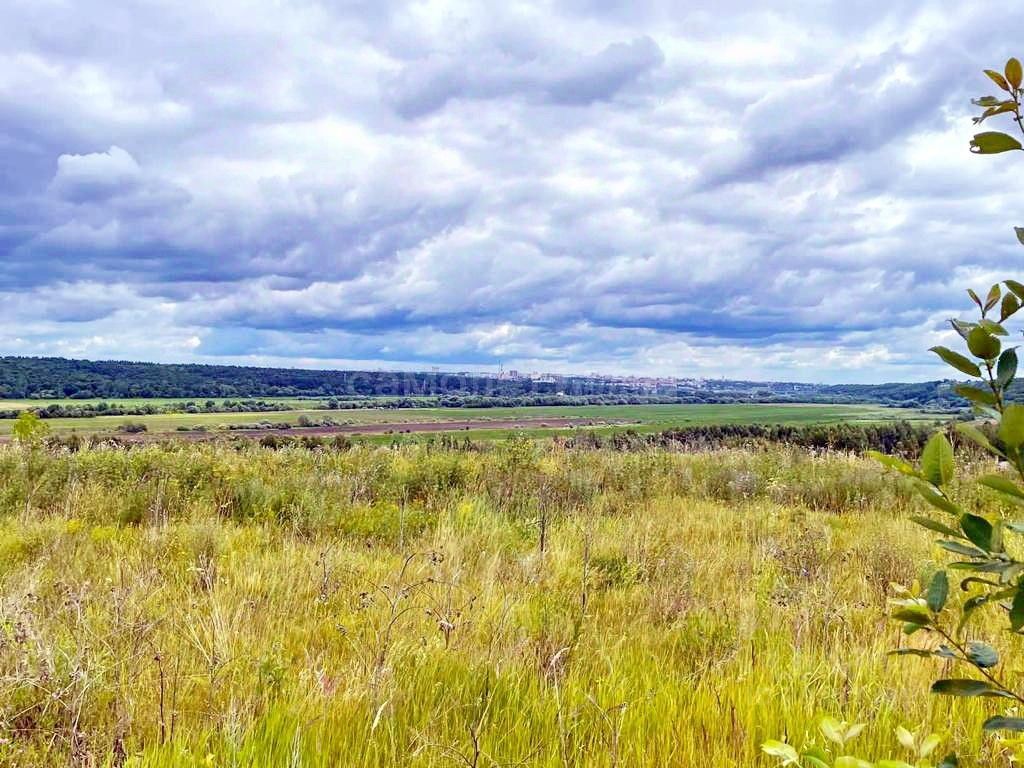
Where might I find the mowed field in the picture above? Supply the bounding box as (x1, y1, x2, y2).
(0, 402, 941, 439)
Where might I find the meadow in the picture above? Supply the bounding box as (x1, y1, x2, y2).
(0, 438, 1008, 766)
(0, 402, 939, 440)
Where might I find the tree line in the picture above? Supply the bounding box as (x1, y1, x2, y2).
(0, 355, 994, 410)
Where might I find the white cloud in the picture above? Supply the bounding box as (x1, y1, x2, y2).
(51, 146, 141, 202)
(0, 0, 1022, 383)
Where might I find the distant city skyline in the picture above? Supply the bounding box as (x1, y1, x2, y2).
(1, 3, 1021, 383)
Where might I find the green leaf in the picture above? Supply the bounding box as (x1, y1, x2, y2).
(1002, 291, 1021, 320)
(966, 640, 999, 668)
(892, 607, 932, 625)
(998, 348, 1018, 389)
(915, 482, 962, 516)
(979, 474, 1024, 502)
(986, 69, 1013, 92)
(937, 753, 958, 768)
(1015, 228, 1024, 247)
(968, 326, 1001, 360)
(950, 319, 976, 341)
(984, 715, 1024, 732)
(910, 516, 961, 537)
(971, 131, 1024, 153)
(1000, 404, 1024, 448)
(835, 757, 873, 768)
(761, 740, 799, 764)
(960, 576, 1000, 589)
(801, 747, 830, 768)
(999, 561, 1023, 581)
(954, 422, 1003, 457)
(931, 678, 1014, 697)
(866, 450, 918, 477)
(889, 648, 941, 657)
(930, 346, 981, 377)
(980, 318, 1008, 335)
(960, 514, 993, 552)
(937, 540, 987, 558)
(993, 519, 1006, 555)
(975, 95, 1003, 107)
(986, 284, 1003, 314)
(927, 570, 949, 612)
(921, 433, 955, 486)
(1007, 280, 1024, 301)
(975, 102, 1020, 124)
(954, 384, 997, 407)
(950, 560, 1015, 576)
(1007, 58, 1023, 89)
(968, 288, 983, 310)
(1011, 588, 1024, 632)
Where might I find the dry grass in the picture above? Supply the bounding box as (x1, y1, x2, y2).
(0, 441, 1008, 766)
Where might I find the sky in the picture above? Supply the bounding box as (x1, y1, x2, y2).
(1, 1, 1022, 384)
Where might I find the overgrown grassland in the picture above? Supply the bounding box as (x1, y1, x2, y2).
(0, 442, 1008, 766)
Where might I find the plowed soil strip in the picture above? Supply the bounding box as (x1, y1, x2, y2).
(194, 416, 634, 440)
(0, 417, 637, 444)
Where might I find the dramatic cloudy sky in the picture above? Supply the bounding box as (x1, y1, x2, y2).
(2, 1, 1022, 382)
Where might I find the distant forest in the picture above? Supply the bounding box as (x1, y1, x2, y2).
(0, 357, 563, 399)
(0, 356, 973, 409)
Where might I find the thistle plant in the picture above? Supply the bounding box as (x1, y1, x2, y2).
(764, 56, 1024, 768)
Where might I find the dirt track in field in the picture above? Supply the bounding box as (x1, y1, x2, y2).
(0, 416, 639, 444)
(57, 417, 633, 443)
(188, 416, 634, 440)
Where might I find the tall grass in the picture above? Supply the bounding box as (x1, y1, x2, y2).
(0, 441, 1009, 766)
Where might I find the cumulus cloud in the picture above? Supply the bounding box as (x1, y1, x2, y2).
(0, 0, 1022, 383)
(50, 146, 141, 202)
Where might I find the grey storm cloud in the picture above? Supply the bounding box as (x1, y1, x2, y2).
(384, 35, 665, 117)
(1, 0, 1023, 382)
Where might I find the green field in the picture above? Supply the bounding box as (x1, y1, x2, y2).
(0, 402, 941, 438)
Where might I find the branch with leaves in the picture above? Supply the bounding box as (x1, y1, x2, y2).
(971, 57, 1024, 245)
(764, 56, 1024, 768)
(869, 275, 1024, 734)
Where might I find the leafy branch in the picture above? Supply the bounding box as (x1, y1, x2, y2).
(764, 55, 1024, 768)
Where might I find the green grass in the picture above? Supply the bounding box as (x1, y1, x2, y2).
(0, 402, 940, 438)
(0, 441, 1000, 766)
(362, 403, 941, 444)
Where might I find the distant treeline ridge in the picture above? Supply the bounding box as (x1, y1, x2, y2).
(0, 356, 985, 409)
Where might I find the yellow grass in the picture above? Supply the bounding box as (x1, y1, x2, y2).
(0, 442, 1008, 766)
